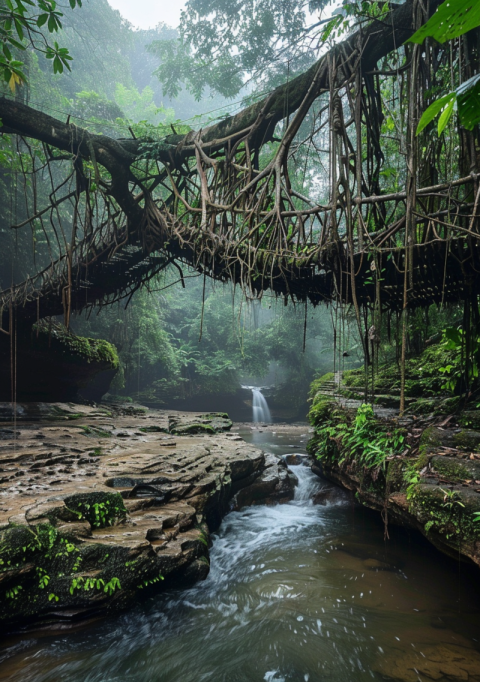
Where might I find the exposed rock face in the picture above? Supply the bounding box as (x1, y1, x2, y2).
(168, 412, 233, 435)
(309, 415, 480, 568)
(284, 453, 307, 466)
(0, 406, 295, 632)
(232, 453, 298, 509)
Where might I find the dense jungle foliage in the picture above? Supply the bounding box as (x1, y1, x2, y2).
(0, 0, 340, 410)
(2, 0, 480, 414)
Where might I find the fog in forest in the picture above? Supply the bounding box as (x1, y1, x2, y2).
(1, 2, 480, 679)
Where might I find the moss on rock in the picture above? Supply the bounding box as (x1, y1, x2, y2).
(168, 413, 233, 435)
(171, 422, 216, 435)
(430, 457, 471, 483)
(64, 492, 127, 529)
(419, 426, 442, 455)
(0, 321, 119, 401)
(385, 458, 405, 492)
(307, 373, 480, 568)
(32, 322, 119, 368)
(414, 483, 480, 545)
(452, 429, 480, 451)
(430, 454, 480, 482)
(459, 411, 480, 430)
(139, 426, 169, 433)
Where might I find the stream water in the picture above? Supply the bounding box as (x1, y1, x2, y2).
(1, 428, 480, 682)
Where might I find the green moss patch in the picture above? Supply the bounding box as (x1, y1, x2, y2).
(139, 426, 168, 433)
(430, 454, 480, 482)
(453, 429, 480, 451)
(459, 411, 480, 430)
(78, 425, 112, 438)
(33, 321, 119, 368)
(168, 413, 232, 435)
(171, 423, 216, 435)
(342, 341, 460, 412)
(419, 426, 442, 455)
(64, 492, 127, 529)
(415, 484, 480, 543)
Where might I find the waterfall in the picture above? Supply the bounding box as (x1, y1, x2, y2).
(251, 388, 272, 423)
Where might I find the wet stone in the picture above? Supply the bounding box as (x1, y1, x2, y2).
(312, 485, 350, 506)
(0, 404, 293, 632)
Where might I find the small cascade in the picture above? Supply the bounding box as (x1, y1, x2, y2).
(251, 387, 272, 423)
(291, 462, 319, 503)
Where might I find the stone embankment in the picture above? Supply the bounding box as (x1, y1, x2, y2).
(0, 404, 296, 632)
(308, 400, 480, 568)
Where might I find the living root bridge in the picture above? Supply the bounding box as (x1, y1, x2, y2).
(2, 222, 479, 329)
(3, 0, 479, 327)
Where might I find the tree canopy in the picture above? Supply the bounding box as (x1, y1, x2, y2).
(0, 0, 83, 89)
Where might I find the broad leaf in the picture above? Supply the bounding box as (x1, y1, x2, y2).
(417, 73, 480, 135)
(437, 96, 455, 134)
(457, 73, 480, 130)
(408, 0, 480, 44)
(416, 92, 455, 135)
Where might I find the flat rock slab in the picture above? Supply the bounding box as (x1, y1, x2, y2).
(0, 404, 295, 632)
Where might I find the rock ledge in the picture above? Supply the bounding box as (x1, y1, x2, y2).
(0, 405, 294, 632)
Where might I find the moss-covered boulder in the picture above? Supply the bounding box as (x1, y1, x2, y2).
(430, 454, 480, 482)
(459, 410, 480, 430)
(0, 321, 119, 402)
(168, 413, 233, 435)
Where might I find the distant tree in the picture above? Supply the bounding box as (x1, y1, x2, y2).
(150, 0, 333, 99)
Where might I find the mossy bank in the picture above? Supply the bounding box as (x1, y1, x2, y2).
(307, 378, 480, 567)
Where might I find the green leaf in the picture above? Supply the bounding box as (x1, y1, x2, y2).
(14, 17, 24, 40)
(444, 326, 462, 345)
(6, 36, 26, 50)
(457, 73, 480, 130)
(408, 0, 480, 45)
(437, 96, 455, 134)
(321, 15, 342, 42)
(36, 13, 48, 27)
(416, 93, 455, 135)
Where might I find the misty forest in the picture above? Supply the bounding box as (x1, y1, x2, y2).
(2, 0, 480, 679)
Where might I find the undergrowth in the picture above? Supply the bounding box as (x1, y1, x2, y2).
(308, 397, 406, 469)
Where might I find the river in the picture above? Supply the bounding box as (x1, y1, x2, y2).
(1, 427, 480, 682)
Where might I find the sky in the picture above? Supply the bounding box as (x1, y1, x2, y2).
(107, 0, 342, 32)
(108, 0, 186, 29)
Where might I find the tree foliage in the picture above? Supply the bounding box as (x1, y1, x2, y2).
(408, 0, 480, 45)
(150, 0, 331, 99)
(2, 0, 480, 413)
(414, 0, 480, 135)
(0, 0, 82, 90)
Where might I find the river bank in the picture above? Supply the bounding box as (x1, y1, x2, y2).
(307, 376, 480, 569)
(1, 427, 480, 682)
(0, 403, 296, 633)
